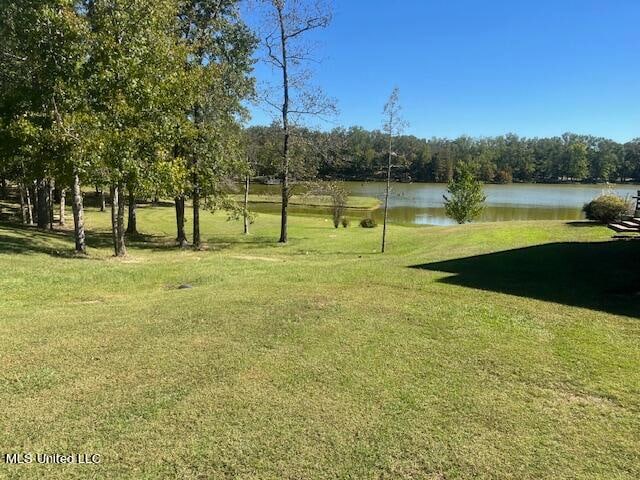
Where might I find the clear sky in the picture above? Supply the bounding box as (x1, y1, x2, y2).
(245, 1, 640, 142)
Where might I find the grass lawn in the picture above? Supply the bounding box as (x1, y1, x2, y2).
(0, 203, 639, 479)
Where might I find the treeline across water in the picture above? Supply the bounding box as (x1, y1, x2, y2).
(247, 126, 640, 184)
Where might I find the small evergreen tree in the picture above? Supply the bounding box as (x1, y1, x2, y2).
(443, 163, 486, 224)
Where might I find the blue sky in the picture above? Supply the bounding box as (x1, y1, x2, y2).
(245, 1, 640, 142)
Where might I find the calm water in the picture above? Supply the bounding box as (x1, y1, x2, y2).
(248, 182, 640, 226)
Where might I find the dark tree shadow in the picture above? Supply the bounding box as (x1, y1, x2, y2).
(565, 221, 602, 228)
(0, 226, 91, 258)
(0, 220, 279, 257)
(411, 241, 640, 318)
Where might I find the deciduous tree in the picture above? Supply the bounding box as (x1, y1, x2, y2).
(86, 0, 190, 256)
(177, 0, 256, 249)
(260, 0, 334, 243)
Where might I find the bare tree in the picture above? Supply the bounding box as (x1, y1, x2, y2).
(381, 87, 406, 254)
(307, 180, 347, 228)
(260, 0, 335, 243)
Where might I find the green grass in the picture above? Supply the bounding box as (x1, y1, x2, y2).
(0, 202, 639, 479)
(231, 193, 381, 210)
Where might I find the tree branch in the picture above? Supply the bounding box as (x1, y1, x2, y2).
(284, 16, 330, 40)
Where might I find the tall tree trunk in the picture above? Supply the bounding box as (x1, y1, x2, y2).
(111, 183, 126, 257)
(192, 173, 201, 249)
(278, 5, 290, 244)
(36, 178, 49, 229)
(33, 182, 39, 225)
(48, 179, 55, 230)
(117, 183, 126, 256)
(280, 146, 290, 243)
(25, 183, 34, 225)
(19, 184, 27, 224)
(59, 189, 66, 226)
(381, 134, 392, 254)
(126, 188, 138, 236)
(96, 184, 106, 212)
(243, 175, 250, 235)
(71, 173, 86, 254)
(110, 186, 117, 253)
(175, 195, 187, 248)
(191, 101, 202, 250)
(0, 178, 7, 199)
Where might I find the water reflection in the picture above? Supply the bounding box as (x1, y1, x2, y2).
(246, 182, 640, 226)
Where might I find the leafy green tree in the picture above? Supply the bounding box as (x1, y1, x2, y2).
(566, 142, 588, 180)
(85, 0, 191, 256)
(176, 0, 256, 249)
(1, 0, 90, 250)
(622, 140, 640, 181)
(443, 163, 486, 224)
(591, 140, 621, 182)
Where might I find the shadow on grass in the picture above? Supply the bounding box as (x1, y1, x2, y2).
(0, 227, 88, 258)
(0, 220, 278, 257)
(565, 221, 602, 228)
(411, 241, 640, 318)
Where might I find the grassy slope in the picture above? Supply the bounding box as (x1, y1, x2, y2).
(0, 205, 639, 479)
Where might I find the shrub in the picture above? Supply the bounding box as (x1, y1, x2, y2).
(306, 181, 347, 229)
(341, 217, 350, 228)
(332, 208, 343, 229)
(360, 218, 377, 228)
(583, 195, 630, 224)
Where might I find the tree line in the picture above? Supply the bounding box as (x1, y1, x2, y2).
(1, 0, 257, 256)
(0, 0, 338, 254)
(246, 126, 640, 184)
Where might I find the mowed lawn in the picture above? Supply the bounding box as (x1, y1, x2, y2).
(0, 203, 639, 479)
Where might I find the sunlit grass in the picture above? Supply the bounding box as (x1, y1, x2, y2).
(0, 203, 638, 479)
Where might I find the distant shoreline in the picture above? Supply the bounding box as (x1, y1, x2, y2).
(318, 178, 640, 187)
(231, 193, 381, 211)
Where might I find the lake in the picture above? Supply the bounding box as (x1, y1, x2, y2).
(248, 182, 640, 226)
